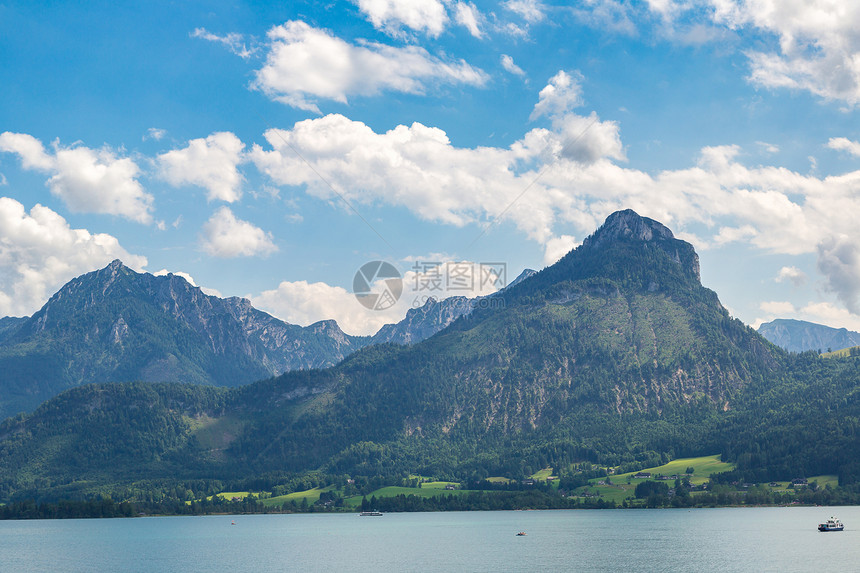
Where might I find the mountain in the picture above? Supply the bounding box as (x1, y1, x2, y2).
(0, 260, 370, 418)
(3, 209, 859, 501)
(0, 316, 26, 343)
(371, 269, 537, 345)
(758, 318, 860, 353)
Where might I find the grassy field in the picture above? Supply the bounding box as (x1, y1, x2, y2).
(529, 468, 556, 480)
(613, 454, 734, 486)
(577, 455, 735, 501)
(822, 346, 859, 358)
(344, 486, 472, 508)
(420, 481, 461, 489)
(207, 455, 828, 510)
(262, 486, 336, 508)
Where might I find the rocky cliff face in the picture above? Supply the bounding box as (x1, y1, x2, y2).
(581, 209, 700, 282)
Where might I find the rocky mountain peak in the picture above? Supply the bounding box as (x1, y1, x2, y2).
(578, 210, 700, 283)
(583, 209, 675, 248)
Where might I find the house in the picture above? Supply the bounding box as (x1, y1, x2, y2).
(444, 484, 456, 490)
(791, 478, 808, 486)
(634, 472, 652, 479)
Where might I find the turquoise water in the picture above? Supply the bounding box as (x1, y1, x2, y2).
(2, 507, 859, 572)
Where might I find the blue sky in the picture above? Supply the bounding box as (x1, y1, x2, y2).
(1, 0, 859, 335)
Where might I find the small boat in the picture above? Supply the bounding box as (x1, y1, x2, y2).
(359, 511, 383, 516)
(231, 520, 236, 526)
(818, 517, 844, 532)
(516, 532, 527, 536)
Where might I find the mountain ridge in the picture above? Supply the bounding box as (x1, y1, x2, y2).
(758, 318, 860, 353)
(0, 261, 371, 418)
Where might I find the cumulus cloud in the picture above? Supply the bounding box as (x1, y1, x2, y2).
(755, 300, 860, 332)
(817, 235, 860, 314)
(759, 300, 797, 315)
(0, 132, 153, 223)
(252, 260, 504, 335)
(0, 197, 147, 317)
(243, 68, 860, 325)
(251, 21, 488, 112)
(710, 0, 860, 107)
(775, 266, 806, 286)
(355, 0, 448, 37)
(501, 54, 526, 76)
(201, 206, 277, 258)
(828, 137, 860, 157)
(153, 268, 222, 297)
(530, 70, 584, 121)
(145, 128, 167, 141)
(158, 132, 245, 202)
(543, 234, 579, 265)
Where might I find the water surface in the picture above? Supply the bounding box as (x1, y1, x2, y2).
(1, 506, 858, 572)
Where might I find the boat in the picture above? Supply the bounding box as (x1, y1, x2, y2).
(359, 511, 383, 516)
(516, 532, 527, 536)
(818, 517, 844, 531)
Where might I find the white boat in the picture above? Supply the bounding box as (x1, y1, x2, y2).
(818, 517, 844, 532)
(359, 511, 383, 516)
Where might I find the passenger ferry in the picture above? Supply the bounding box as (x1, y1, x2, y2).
(818, 517, 844, 532)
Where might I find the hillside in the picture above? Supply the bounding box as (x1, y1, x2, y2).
(0, 260, 370, 418)
(2, 210, 860, 503)
(758, 318, 860, 353)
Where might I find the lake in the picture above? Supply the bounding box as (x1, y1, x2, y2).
(1, 506, 858, 572)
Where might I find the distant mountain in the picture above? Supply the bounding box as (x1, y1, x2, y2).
(371, 269, 537, 345)
(758, 318, 860, 353)
(0, 260, 370, 418)
(11, 209, 850, 503)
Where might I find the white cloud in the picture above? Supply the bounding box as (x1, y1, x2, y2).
(828, 137, 860, 157)
(503, 0, 546, 23)
(201, 206, 277, 258)
(252, 260, 503, 335)
(246, 70, 860, 326)
(775, 266, 806, 286)
(543, 234, 579, 265)
(817, 234, 860, 314)
(153, 268, 223, 297)
(249, 104, 622, 248)
(756, 141, 780, 154)
(710, 0, 860, 107)
(501, 54, 526, 76)
(530, 70, 584, 121)
(191, 27, 257, 59)
(355, 0, 448, 37)
(252, 21, 488, 112)
(158, 132, 245, 202)
(145, 128, 167, 141)
(0, 132, 153, 223)
(759, 300, 797, 315)
(755, 300, 860, 332)
(153, 268, 198, 286)
(454, 2, 484, 38)
(0, 197, 147, 317)
(571, 0, 637, 36)
(798, 302, 860, 332)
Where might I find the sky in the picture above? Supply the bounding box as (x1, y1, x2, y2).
(1, 0, 859, 336)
